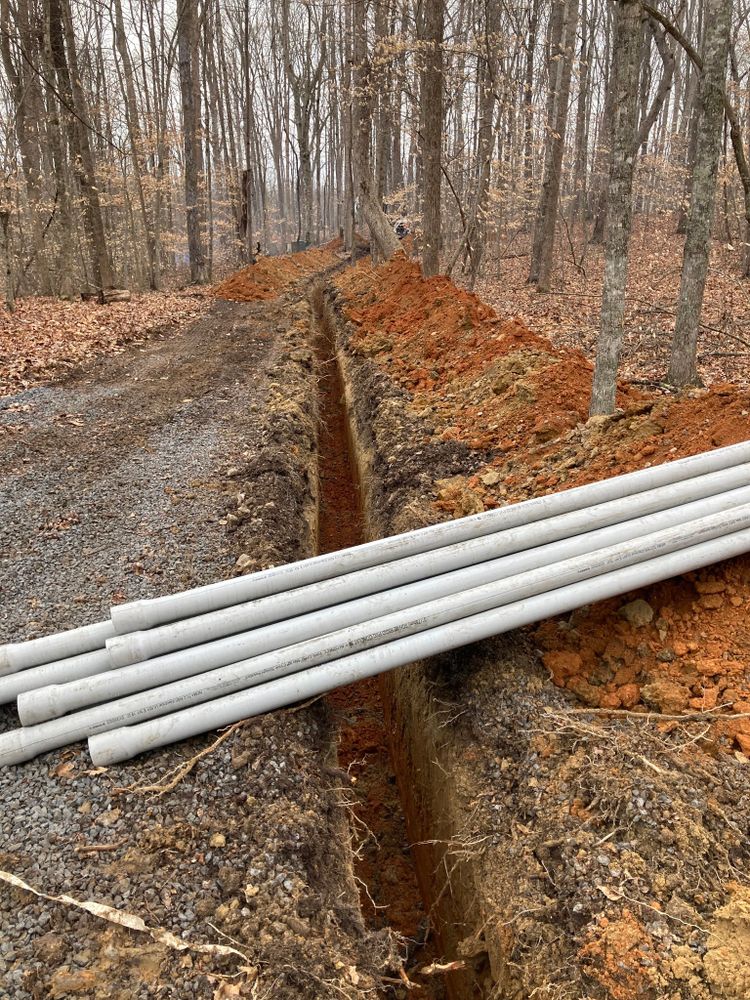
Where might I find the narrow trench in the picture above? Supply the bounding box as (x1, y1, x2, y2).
(310, 285, 446, 999)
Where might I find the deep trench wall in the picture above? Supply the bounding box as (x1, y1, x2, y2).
(237, 296, 320, 563)
(272, 292, 387, 978)
(316, 282, 506, 997)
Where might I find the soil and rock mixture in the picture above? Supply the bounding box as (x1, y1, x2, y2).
(0, 286, 387, 998)
(309, 281, 452, 998)
(330, 257, 750, 998)
(334, 256, 750, 750)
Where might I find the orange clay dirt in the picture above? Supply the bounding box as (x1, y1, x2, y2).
(337, 255, 643, 452)
(213, 241, 340, 302)
(334, 255, 750, 758)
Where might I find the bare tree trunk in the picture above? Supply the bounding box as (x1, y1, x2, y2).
(447, 0, 499, 286)
(1, 0, 52, 294)
(676, 85, 701, 233)
(591, 4, 617, 243)
(421, 0, 443, 276)
(390, 0, 409, 202)
(178, 0, 209, 284)
(0, 198, 14, 312)
(571, 0, 592, 222)
(676, 0, 704, 233)
(243, 0, 255, 261)
(522, 0, 541, 223)
(529, 0, 578, 291)
(341, 0, 355, 252)
(112, 0, 159, 289)
(41, 10, 75, 297)
(635, 18, 676, 153)
(589, 0, 643, 416)
(374, 0, 391, 204)
(353, 0, 400, 260)
(668, 0, 731, 386)
(48, 0, 114, 298)
(280, 0, 326, 247)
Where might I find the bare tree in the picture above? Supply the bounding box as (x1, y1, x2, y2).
(589, 0, 643, 416)
(668, 0, 732, 386)
(447, 0, 500, 286)
(48, 0, 115, 298)
(280, 0, 327, 247)
(242, 0, 255, 260)
(112, 0, 159, 289)
(421, 0, 443, 276)
(178, 0, 208, 284)
(529, 0, 579, 291)
(352, 0, 400, 260)
(0, 172, 13, 311)
(0, 0, 52, 293)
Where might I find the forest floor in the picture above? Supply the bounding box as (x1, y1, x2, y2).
(474, 217, 750, 388)
(0, 291, 211, 400)
(1, 231, 749, 998)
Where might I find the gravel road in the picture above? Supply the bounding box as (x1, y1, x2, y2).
(0, 293, 383, 998)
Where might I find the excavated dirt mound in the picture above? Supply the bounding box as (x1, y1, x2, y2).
(334, 258, 750, 757)
(330, 260, 750, 998)
(338, 256, 641, 452)
(214, 242, 341, 302)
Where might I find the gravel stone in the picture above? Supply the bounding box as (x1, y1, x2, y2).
(0, 294, 386, 998)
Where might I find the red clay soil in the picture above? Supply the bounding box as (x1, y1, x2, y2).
(535, 558, 750, 753)
(213, 242, 340, 302)
(314, 305, 442, 993)
(334, 256, 750, 758)
(337, 256, 641, 452)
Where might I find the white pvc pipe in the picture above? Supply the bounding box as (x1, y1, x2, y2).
(4, 441, 749, 674)
(21, 482, 750, 724)
(0, 619, 115, 678)
(105, 463, 750, 667)
(3, 507, 750, 766)
(89, 522, 750, 766)
(0, 649, 112, 706)
(91, 530, 750, 767)
(108, 440, 750, 634)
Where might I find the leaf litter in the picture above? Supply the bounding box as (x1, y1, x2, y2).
(0, 291, 210, 398)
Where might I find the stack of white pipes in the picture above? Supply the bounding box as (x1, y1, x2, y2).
(1, 441, 749, 769)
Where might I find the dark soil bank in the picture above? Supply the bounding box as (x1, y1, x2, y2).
(310, 281, 447, 997)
